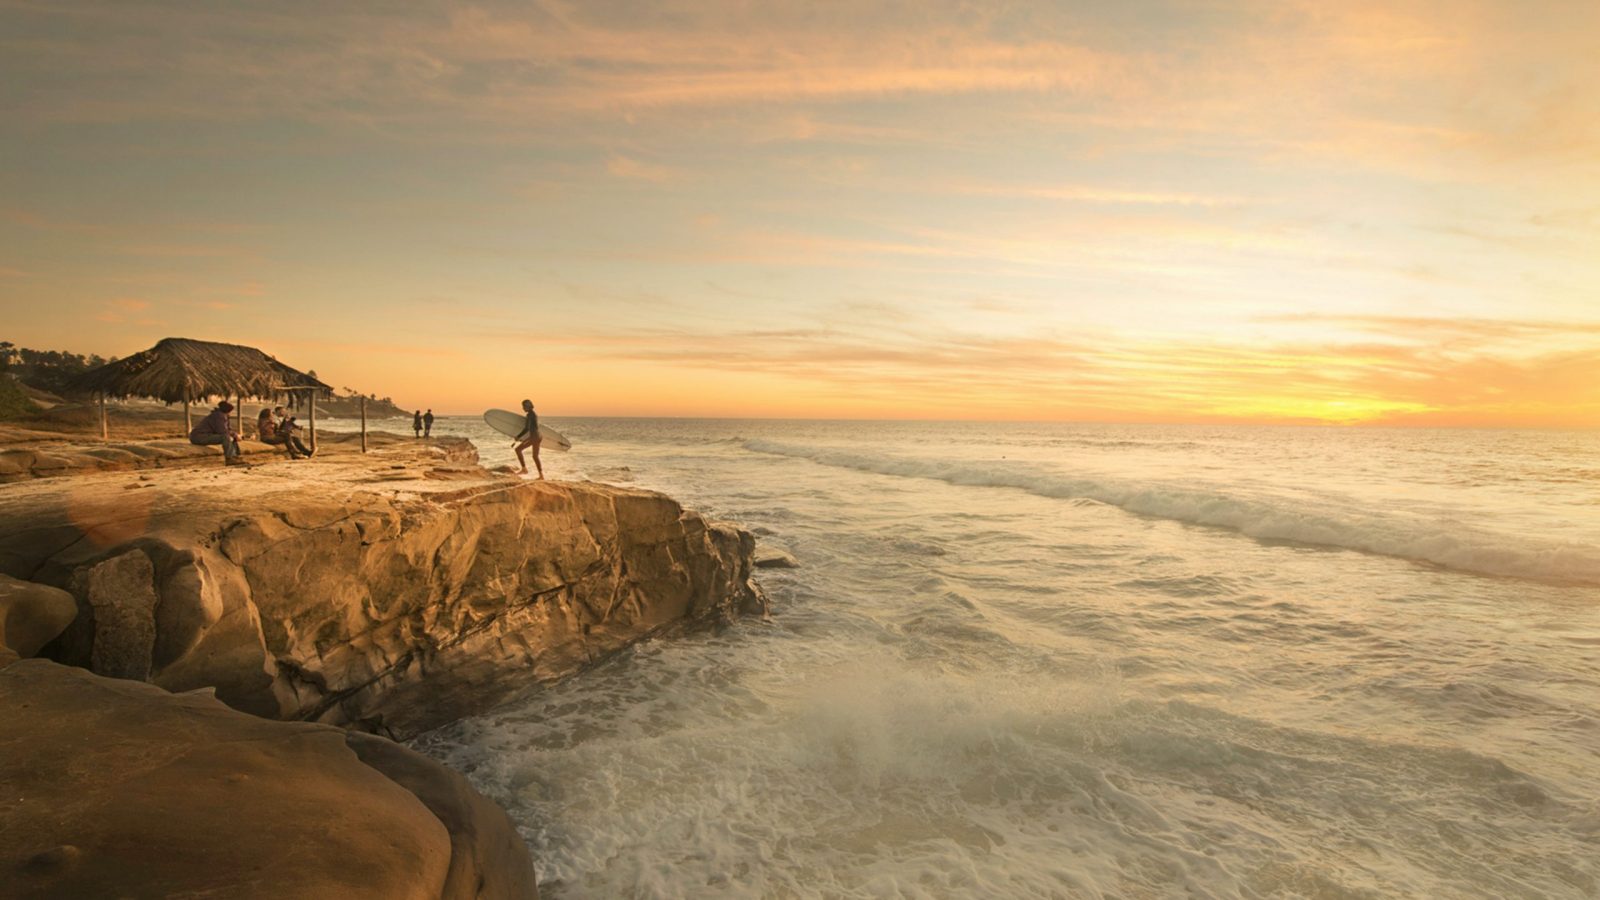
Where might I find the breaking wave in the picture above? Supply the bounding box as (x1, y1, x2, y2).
(744, 440, 1600, 586)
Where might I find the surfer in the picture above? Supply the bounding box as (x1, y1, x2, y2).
(513, 398, 544, 479)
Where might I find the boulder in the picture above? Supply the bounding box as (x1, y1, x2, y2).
(0, 659, 488, 899)
(346, 733, 537, 900)
(0, 573, 77, 667)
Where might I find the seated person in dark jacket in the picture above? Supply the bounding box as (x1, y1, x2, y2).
(189, 401, 243, 464)
(258, 408, 309, 459)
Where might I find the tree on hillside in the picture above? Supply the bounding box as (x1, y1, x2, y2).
(9, 346, 100, 396)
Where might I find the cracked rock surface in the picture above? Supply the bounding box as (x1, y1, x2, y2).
(0, 438, 766, 738)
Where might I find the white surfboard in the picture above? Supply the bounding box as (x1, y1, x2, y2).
(483, 408, 572, 451)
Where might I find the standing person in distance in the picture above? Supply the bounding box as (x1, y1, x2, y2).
(423, 409, 434, 438)
(513, 398, 543, 479)
(412, 409, 423, 438)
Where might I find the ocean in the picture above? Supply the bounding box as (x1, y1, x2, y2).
(401, 417, 1600, 899)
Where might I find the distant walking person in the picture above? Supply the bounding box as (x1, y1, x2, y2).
(413, 410, 423, 438)
(513, 399, 543, 479)
(423, 409, 434, 437)
(190, 401, 244, 465)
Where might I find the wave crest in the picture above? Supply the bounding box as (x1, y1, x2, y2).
(743, 440, 1600, 586)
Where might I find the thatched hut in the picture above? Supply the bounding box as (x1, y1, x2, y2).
(75, 337, 332, 442)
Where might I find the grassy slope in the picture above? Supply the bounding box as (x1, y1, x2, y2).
(0, 375, 39, 420)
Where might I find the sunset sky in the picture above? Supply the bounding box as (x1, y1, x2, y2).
(3, 0, 1598, 425)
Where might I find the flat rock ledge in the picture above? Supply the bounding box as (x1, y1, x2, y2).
(0, 658, 536, 900)
(0, 427, 471, 483)
(0, 439, 767, 738)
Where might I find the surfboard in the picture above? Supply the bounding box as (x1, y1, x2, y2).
(483, 409, 572, 451)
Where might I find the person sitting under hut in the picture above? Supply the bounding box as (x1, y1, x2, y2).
(258, 407, 311, 459)
(274, 407, 314, 458)
(189, 401, 245, 465)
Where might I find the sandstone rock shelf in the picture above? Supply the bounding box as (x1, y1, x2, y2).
(0, 425, 457, 482)
(0, 437, 767, 739)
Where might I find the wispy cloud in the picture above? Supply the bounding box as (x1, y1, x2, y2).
(605, 155, 683, 183)
(1258, 314, 1600, 348)
(955, 182, 1249, 208)
(4, 208, 108, 234)
(93, 296, 160, 325)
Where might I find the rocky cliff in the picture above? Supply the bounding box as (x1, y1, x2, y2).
(0, 439, 767, 738)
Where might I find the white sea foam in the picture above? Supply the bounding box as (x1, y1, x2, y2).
(421, 664, 1256, 899)
(421, 656, 1587, 899)
(414, 418, 1600, 898)
(744, 439, 1600, 585)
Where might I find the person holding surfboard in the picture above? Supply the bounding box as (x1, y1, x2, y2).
(513, 398, 544, 479)
(481, 406, 570, 466)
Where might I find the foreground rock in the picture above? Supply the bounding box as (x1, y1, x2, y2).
(0, 659, 535, 899)
(0, 573, 76, 667)
(0, 440, 766, 738)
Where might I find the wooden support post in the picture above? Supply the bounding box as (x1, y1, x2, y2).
(184, 399, 192, 435)
(235, 397, 243, 435)
(99, 393, 108, 441)
(360, 395, 368, 453)
(308, 395, 317, 453)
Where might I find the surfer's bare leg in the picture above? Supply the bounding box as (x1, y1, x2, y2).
(514, 438, 533, 473)
(531, 437, 544, 479)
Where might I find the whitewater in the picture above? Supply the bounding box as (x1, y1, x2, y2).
(405, 418, 1600, 899)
